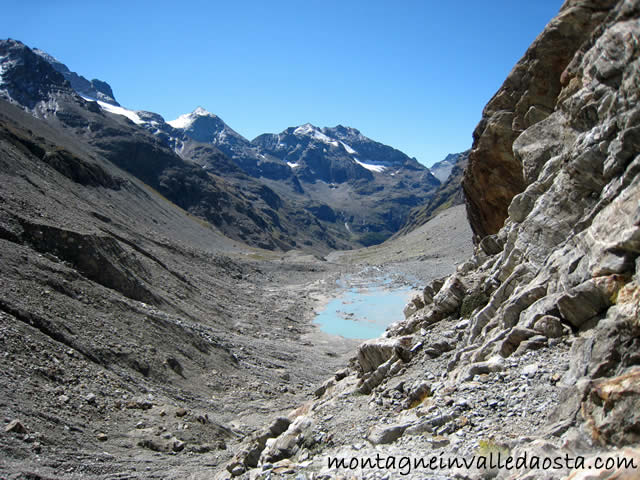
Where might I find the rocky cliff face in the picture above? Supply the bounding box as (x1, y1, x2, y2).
(220, 1, 640, 478)
(462, 0, 618, 241)
(32, 48, 119, 106)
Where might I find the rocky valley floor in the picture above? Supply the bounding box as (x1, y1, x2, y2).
(0, 171, 473, 480)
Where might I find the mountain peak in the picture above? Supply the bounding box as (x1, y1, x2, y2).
(29, 43, 119, 106)
(192, 106, 213, 117)
(167, 106, 216, 129)
(0, 39, 71, 108)
(293, 123, 319, 136)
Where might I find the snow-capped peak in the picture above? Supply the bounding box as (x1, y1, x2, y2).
(167, 106, 214, 129)
(293, 123, 339, 147)
(293, 123, 318, 136)
(192, 106, 212, 117)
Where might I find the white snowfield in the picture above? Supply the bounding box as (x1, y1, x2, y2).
(0, 55, 14, 84)
(287, 124, 390, 174)
(340, 141, 357, 154)
(81, 95, 144, 125)
(354, 158, 387, 173)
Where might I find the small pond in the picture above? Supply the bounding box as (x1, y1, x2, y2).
(314, 274, 417, 340)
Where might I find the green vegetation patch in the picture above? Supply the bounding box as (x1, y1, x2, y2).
(460, 291, 489, 318)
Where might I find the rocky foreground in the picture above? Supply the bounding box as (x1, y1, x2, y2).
(214, 1, 640, 479)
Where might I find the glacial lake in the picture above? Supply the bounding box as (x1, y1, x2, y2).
(314, 275, 416, 340)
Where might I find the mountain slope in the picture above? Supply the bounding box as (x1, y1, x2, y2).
(0, 39, 350, 252)
(395, 150, 469, 236)
(429, 153, 459, 182)
(0, 90, 359, 479)
(11, 41, 442, 248)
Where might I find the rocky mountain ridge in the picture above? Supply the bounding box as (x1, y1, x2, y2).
(0, 39, 356, 251)
(32, 48, 119, 106)
(1, 40, 443, 248)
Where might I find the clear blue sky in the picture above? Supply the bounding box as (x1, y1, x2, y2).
(3, 0, 561, 166)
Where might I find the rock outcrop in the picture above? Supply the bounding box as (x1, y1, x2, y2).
(462, 0, 618, 241)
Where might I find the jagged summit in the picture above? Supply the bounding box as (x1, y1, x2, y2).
(429, 153, 459, 182)
(32, 45, 119, 106)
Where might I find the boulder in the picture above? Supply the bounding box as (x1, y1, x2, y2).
(498, 327, 538, 357)
(432, 274, 465, 317)
(259, 415, 313, 464)
(5, 419, 27, 434)
(367, 423, 409, 445)
(462, 0, 616, 240)
(533, 315, 567, 338)
(356, 336, 413, 374)
(564, 447, 640, 480)
(557, 276, 625, 328)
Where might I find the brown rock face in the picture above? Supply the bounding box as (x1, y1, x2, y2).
(582, 368, 640, 446)
(462, 0, 617, 241)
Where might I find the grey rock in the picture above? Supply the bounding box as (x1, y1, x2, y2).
(521, 364, 539, 378)
(367, 423, 409, 445)
(557, 278, 613, 328)
(172, 439, 185, 452)
(356, 337, 413, 374)
(499, 327, 538, 357)
(532, 315, 567, 338)
(5, 419, 27, 434)
(479, 234, 504, 256)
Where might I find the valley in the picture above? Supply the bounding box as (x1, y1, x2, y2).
(2, 0, 640, 478)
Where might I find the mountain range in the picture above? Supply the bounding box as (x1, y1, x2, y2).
(0, 38, 457, 251)
(2, 0, 640, 477)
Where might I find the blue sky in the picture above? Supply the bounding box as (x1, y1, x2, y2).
(3, 0, 561, 166)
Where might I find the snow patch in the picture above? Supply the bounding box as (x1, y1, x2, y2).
(0, 58, 6, 82)
(354, 158, 386, 173)
(287, 162, 300, 168)
(192, 106, 212, 116)
(80, 95, 143, 125)
(167, 113, 194, 129)
(0, 55, 13, 84)
(340, 141, 357, 155)
(293, 123, 316, 136)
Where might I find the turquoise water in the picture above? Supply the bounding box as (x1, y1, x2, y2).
(314, 279, 415, 339)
